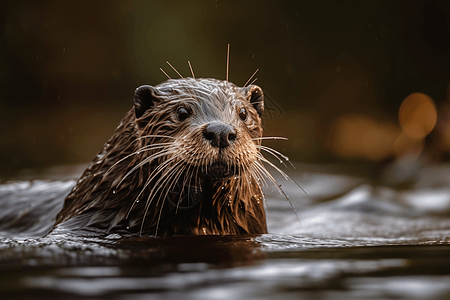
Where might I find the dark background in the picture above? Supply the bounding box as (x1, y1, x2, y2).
(1, 0, 449, 177)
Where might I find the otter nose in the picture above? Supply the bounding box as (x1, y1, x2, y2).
(203, 122, 237, 148)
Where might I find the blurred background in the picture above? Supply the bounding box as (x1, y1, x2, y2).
(0, 0, 449, 178)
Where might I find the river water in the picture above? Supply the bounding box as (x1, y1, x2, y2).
(1, 163, 450, 299)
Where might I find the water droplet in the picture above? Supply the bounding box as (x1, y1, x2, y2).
(136, 199, 139, 203)
(126, 226, 130, 230)
(112, 190, 117, 194)
(221, 186, 225, 190)
(137, 151, 141, 154)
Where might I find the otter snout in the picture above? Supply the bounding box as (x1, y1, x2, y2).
(203, 122, 237, 148)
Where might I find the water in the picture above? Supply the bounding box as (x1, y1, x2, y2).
(1, 164, 450, 299)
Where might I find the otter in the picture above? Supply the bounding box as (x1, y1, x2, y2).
(53, 78, 274, 237)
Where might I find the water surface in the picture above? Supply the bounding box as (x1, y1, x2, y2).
(1, 164, 450, 299)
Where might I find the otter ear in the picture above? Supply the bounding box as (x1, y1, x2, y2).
(244, 85, 264, 117)
(134, 85, 162, 119)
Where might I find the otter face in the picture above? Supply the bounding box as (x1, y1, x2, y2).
(133, 78, 264, 180)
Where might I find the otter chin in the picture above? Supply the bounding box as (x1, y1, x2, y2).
(53, 78, 273, 237)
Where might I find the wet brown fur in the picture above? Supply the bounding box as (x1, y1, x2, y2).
(54, 78, 270, 237)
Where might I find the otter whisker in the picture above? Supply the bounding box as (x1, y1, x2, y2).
(133, 145, 173, 158)
(141, 158, 184, 215)
(147, 174, 179, 236)
(256, 145, 295, 168)
(135, 142, 174, 150)
(244, 69, 259, 87)
(117, 149, 174, 188)
(140, 156, 181, 200)
(166, 61, 184, 78)
(238, 166, 251, 206)
(175, 162, 196, 213)
(241, 161, 255, 189)
(165, 162, 188, 205)
(141, 160, 185, 235)
(140, 162, 181, 234)
(256, 145, 288, 168)
(253, 161, 301, 222)
(250, 162, 270, 189)
(248, 167, 267, 205)
(249, 77, 258, 86)
(155, 164, 188, 236)
(192, 162, 202, 199)
(106, 144, 172, 175)
(126, 156, 180, 219)
(252, 137, 289, 141)
(160, 67, 171, 79)
(257, 155, 310, 199)
(226, 43, 230, 82)
(188, 61, 195, 79)
(117, 151, 171, 188)
(136, 135, 176, 140)
(253, 168, 269, 197)
(156, 163, 185, 209)
(257, 154, 289, 180)
(254, 160, 283, 189)
(235, 161, 262, 208)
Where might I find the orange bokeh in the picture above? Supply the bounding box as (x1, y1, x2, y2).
(329, 114, 399, 161)
(399, 93, 437, 139)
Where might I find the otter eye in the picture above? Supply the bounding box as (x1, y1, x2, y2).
(239, 108, 248, 121)
(177, 107, 190, 121)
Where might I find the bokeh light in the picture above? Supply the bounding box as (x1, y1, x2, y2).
(329, 114, 399, 161)
(399, 93, 437, 139)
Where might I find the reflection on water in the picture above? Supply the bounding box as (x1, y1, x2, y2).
(1, 164, 450, 299)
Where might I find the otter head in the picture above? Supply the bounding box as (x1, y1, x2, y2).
(133, 78, 264, 182)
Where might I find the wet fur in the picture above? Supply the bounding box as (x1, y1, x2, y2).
(54, 78, 272, 237)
